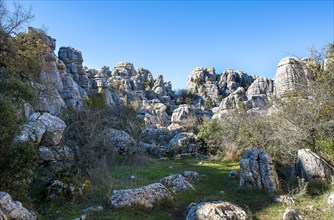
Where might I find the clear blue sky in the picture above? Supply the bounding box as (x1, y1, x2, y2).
(19, 0, 334, 89)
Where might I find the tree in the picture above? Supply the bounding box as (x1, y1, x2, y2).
(0, 0, 34, 35)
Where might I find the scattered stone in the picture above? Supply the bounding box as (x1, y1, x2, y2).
(327, 193, 334, 207)
(82, 205, 103, 213)
(160, 171, 198, 193)
(228, 169, 239, 178)
(0, 192, 37, 220)
(274, 195, 295, 205)
(283, 209, 303, 220)
(239, 148, 279, 192)
(110, 183, 173, 208)
(186, 201, 249, 220)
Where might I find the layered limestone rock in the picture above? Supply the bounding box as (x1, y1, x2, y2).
(110, 183, 173, 208)
(27, 29, 88, 115)
(58, 46, 89, 91)
(186, 201, 249, 220)
(0, 192, 37, 220)
(297, 149, 334, 184)
(219, 69, 256, 96)
(239, 148, 279, 192)
(273, 57, 308, 97)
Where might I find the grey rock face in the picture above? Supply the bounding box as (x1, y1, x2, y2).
(0, 192, 37, 220)
(186, 201, 249, 220)
(219, 87, 247, 110)
(58, 47, 89, 91)
(219, 69, 256, 96)
(239, 148, 279, 192)
(110, 183, 173, 208)
(297, 149, 334, 184)
(38, 146, 74, 172)
(45, 180, 86, 201)
(15, 112, 66, 146)
(60, 73, 87, 110)
(97, 128, 137, 155)
(140, 127, 176, 146)
(273, 57, 308, 97)
(167, 132, 206, 156)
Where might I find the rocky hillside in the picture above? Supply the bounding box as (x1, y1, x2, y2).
(1, 26, 334, 220)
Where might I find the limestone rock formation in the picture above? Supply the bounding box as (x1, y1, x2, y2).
(239, 148, 279, 192)
(97, 128, 137, 155)
(167, 132, 206, 156)
(160, 171, 198, 193)
(273, 57, 308, 97)
(0, 192, 37, 220)
(58, 46, 89, 91)
(38, 145, 74, 173)
(186, 201, 249, 220)
(15, 112, 66, 146)
(110, 183, 173, 208)
(140, 127, 176, 146)
(219, 69, 256, 96)
(297, 149, 334, 184)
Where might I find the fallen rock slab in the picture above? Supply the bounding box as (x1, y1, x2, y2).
(186, 201, 249, 220)
(110, 183, 173, 208)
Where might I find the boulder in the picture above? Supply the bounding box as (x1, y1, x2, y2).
(167, 132, 206, 156)
(0, 192, 36, 220)
(15, 112, 66, 146)
(97, 128, 137, 155)
(110, 183, 173, 208)
(327, 193, 334, 207)
(283, 209, 303, 220)
(186, 201, 249, 220)
(239, 148, 279, 192)
(297, 149, 334, 184)
(228, 170, 239, 178)
(140, 127, 176, 146)
(160, 171, 198, 193)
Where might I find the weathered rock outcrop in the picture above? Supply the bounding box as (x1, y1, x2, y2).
(38, 145, 74, 172)
(167, 132, 206, 156)
(283, 209, 303, 220)
(15, 112, 66, 146)
(58, 46, 89, 91)
(0, 192, 37, 220)
(273, 57, 308, 97)
(186, 201, 249, 220)
(239, 148, 279, 192)
(110, 183, 173, 208)
(29, 29, 88, 115)
(97, 128, 138, 155)
(297, 149, 334, 184)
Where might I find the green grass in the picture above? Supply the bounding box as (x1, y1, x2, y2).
(36, 158, 334, 220)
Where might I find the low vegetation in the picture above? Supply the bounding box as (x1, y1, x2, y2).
(34, 158, 334, 219)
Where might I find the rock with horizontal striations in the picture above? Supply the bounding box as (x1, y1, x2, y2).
(186, 201, 249, 220)
(273, 57, 308, 98)
(110, 183, 173, 208)
(140, 127, 176, 146)
(297, 149, 334, 184)
(239, 148, 279, 192)
(38, 145, 74, 172)
(0, 192, 37, 220)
